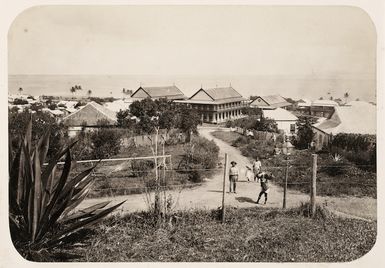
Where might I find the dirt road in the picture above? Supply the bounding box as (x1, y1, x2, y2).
(80, 127, 376, 221)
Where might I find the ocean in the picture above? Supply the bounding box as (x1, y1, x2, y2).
(8, 74, 376, 102)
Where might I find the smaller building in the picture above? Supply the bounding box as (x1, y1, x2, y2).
(131, 85, 186, 100)
(250, 95, 291, 110)
(312, 102, 376, 150)
(262, 108, 298, 135)
(310, 99, 338, 118)
(63, 101, 117, 137)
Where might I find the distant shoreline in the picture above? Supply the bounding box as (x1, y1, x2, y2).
(8, 74, 376, 102)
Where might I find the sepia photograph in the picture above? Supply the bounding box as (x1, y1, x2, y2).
(3, 3, 382, 264)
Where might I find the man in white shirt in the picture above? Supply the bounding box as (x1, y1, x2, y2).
(229, 161, 239, 193)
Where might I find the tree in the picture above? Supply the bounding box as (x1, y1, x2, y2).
(90, 127, 123, 159)
(319, 97, 324, 100)
(179, 106, 200, 142)
(256, 117, 279, 133)
(87, 89, 92, 98)
(13, 98, 28, 105)
(344, 92, 349, 104)
(294, 116, 315, 149)
(48, 103, 57, 110)
(18, 87, 23, 94)
(130, 98, 158, 118)
(70, 87, 76, 96)
(241, 107, 262, 117)
(116, 109, 132, 128)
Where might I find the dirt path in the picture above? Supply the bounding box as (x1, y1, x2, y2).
(80, 128, 376, 221)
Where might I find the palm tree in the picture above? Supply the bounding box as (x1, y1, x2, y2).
(344, 92, 349, 104)
(70, 86, 76, 97)
(18, 87, 23, 95)
(87, 89, 92, 98)
(122, 88, 126, 94)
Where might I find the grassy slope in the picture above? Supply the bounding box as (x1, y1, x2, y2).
(211, 131, 376, 198)
(69, 206, 376, 262)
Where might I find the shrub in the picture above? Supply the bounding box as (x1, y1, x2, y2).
(90, 128, 123, 159)
(232, 136, 250, 147)
(13, 98, 29, 105)
(8, 120, 125, 261)
(178, 136, 220, 183)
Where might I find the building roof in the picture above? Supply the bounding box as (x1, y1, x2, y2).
(42, 108, 64, 116)
(312, 103, 376, 135)
(311, 99, 338, 107)
(263, 108, 298, 121)
(63, 101, 117, 126)
(345, 100, 376, 107)
(297, 98, 312, 107)
(250, 95, 291, 108)
(177, 86, 245, 104)
(131, 85, 186, 100)
(104, 99, 132, 113)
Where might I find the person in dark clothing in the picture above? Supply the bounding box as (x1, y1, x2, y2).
(256, 172, 274, 204)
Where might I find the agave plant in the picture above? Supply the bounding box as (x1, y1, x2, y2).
(9, 120, 125, 261)
(332, 153, 342, 162)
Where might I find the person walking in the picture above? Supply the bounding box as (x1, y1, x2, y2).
(229, 161, 239, 193)
(245, 166, 253, 182)
(253, 157, 262, 181)
(256, 172, 273, 204)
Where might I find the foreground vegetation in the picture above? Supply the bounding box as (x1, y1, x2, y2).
(64, 205, 376, 262)
(9, 121, 123, 261)
(211, 130, 376, 198)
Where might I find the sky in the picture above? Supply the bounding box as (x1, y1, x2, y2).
(7, 5, 377, 100)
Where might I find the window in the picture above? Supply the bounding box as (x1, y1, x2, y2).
(290, 124, 295, 133)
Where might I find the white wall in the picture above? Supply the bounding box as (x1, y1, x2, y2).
(275, 120, 297, 135)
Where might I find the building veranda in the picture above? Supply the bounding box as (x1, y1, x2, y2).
(175, 86, 248, 124)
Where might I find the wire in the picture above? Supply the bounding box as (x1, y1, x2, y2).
(91, 183, 203, 192)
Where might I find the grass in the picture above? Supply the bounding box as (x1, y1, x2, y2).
(211, 131, 244, 144)
(62, 205, 376, 262)
(211, 130, 377, 198)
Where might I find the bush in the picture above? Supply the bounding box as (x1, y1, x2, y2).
(90, 128, 123, 159)
(232, 136, 250, 147)
(13, 98, 29, 105)
(178, 136, 220, 183)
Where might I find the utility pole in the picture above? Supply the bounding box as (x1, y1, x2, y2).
(221, 153, 228, 223)
(311, 154, 317, 217)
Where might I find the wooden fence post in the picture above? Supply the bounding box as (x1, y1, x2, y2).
(283, 155, 288, 209)
(311, 154, 317, 217)
(221, 153, 228, 223)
